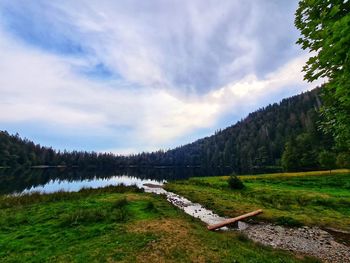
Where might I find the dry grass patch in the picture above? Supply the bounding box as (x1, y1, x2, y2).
(241, 169, 350, 180)
(128, 218, 219, 263)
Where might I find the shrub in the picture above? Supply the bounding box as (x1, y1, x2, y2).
(227, 175, 245, 190)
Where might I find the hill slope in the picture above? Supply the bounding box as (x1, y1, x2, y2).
(158, 87, 336, 173)
(1, 87, 345, 173)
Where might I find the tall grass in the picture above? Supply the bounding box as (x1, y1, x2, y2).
(59, 205, 129, 227)
(0, 184, 142, 208)
(144, 200, 157, 212)
(61, 196, 131, 226)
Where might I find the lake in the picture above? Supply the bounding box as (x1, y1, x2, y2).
(0, 166, 231, 195)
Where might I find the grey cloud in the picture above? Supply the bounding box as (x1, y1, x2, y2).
(1, 0, 303, 95)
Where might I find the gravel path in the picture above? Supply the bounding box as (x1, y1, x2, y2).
(244, 223, 350, 263)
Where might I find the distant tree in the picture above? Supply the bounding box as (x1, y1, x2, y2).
(281, 139, 300, 171)
(318, 150, 336, 172)
(295, 133, 318, 169)
(255, 146, 269, 167)
(295, 0, 350, 149)
(336, 152, 350, 168)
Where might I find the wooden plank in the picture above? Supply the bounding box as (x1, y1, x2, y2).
(207, 209, 263, 230)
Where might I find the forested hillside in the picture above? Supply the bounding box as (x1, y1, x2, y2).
(1, 87, 349, 173)
(0, 132, 128, 168)
(158, 87, 343, 173)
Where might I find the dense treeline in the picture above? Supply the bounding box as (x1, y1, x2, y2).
(159, 87, 349, 173)
(1, 87, 349, 173)
(0, 132, 128, 168)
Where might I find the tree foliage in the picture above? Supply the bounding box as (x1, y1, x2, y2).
(161, 88, 334, 173)
(0, 131, 126, 169)
(295, 0, 350, 149)
(281, 139, 300, 172)
(336, 152, 350, 168)
(318, 150, 337, 171)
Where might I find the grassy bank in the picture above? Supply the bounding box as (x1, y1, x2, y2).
(165, 169, 350, 231)
(0, 186, 318, 262)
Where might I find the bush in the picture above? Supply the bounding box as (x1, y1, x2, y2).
(227, 175, 245, 190)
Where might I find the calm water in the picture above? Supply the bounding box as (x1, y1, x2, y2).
(0, 166, 248, 231)
(21, 175, 165, 195)
(0, 166, 231, 195)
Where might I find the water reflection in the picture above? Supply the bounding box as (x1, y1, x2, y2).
(22, 176, 165, 195)
(0, 166, 231, 195)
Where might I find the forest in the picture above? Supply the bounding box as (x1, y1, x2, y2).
(0, 87, 349, 174)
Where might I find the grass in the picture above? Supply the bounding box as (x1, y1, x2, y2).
(0, 185, 318, 262)
(165, 169, 350, 231)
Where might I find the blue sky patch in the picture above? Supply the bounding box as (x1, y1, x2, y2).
(77, 63, 117, 80)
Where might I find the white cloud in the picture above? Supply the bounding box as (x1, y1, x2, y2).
(0, 0, 302, 94)
(0, 1, 319, 153)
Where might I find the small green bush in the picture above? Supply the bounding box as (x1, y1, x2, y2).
(227, 175, 245, 190)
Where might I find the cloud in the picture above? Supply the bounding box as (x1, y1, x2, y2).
(0, 1, 318, 153)
(0, 0, 302, 94)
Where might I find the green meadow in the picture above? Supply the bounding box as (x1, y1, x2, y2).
(165, 169, 350, 231)
(0, 185, 319, 263)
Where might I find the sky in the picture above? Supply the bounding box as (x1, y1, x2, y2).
(0, 0, 321, 154)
